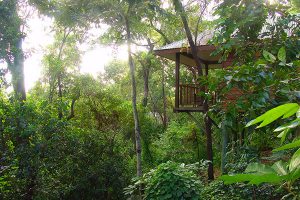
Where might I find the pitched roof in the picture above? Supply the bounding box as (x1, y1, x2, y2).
(154, 30, 223, 68)
(155, 30, 214, 51)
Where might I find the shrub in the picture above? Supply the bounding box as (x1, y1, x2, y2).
(125, 161, 203, 200)
(201, 181, 283, 200)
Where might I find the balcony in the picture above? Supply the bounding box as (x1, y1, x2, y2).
(174, 84, 205, 112)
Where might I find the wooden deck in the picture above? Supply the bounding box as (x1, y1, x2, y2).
(174, 106, 205, 112)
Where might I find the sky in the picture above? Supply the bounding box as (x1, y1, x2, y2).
(22, 14, 129, 91)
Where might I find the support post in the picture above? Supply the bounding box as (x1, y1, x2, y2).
(175, 53, 180, 110)
(221, 122, 228, 174)
(204, 63, 214, 180)
(205, 62, 209, 76)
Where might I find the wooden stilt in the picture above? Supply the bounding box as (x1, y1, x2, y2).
(204, 63, 214, 180)
(175, 53, 180, 110)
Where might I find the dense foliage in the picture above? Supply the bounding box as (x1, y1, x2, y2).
(0, 0, 299, 199)
(125, 161, 205, 199)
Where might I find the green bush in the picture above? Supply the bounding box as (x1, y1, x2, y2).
(125, 161, 203, 200)
(153, 119, 206, 164)
(201, 181, 283, 200)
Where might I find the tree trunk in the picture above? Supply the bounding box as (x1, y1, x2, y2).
(57, 74, 63, 119)
(172, 0, 203, 76)
(12, 37, 26, 102)
(204, 64, 214, 180)
(3, 0, 26, 102)
(141, 38, 154, 107)
(142, 66, 149, 107)
(161, 63, 168, 128)
(56, 28, 71, 120)
(125, 17, 142, 177)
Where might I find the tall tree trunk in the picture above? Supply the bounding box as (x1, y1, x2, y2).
(11, 35, 26, 102)
(57, 74, 63, 119)
(142, 67, 149, 107)
(56, 28, 71, 120)
(125, 17, 142, 177)
(3, 0, 26, 102)
(161, 63, 168, 128)
(142, 38, 154, 107)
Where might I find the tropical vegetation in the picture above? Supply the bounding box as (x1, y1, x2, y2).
(0, 0, 299, 199)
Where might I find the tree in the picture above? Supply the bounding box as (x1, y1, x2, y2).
(0, 0, 26, 101)
(31, 0, 145, 179)
(41, 26, 82, 120)
(100, 0, 146, 177)
(172, 0, 214, 180)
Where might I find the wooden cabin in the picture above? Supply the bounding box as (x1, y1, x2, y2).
(154, 32, 236, 112)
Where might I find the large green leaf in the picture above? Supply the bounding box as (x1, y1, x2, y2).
(245, 163, 275, 174)
(272, 160, 288, 175)
(290, 167, 300, 182)
(263, 50, 276, 63)
(273, 139, 300, 152)
(274, 119, 300, 132)
(289, 148, 300, 171)
(220, 173, 284, 185)
(282, 106, 300, 119)
(220, 162, 287, 185)
(278, 47, 286, 63)
(248, 174, 284, 185)
(246, 103, 299, 128)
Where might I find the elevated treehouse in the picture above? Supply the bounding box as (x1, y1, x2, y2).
(154, 32, 235, 112)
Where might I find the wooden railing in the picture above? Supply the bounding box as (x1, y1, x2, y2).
(179, 84, 203, 107)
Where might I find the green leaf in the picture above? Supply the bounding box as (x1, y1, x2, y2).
(248, 173, 284, 185)
(282, 105, 299, 119)
(276, 129, 290, 144)
(272, 161, 288, 175)
(290, 167, 300, 182)
(220, 174, 257, 184)
(263, 50, 276, 63)
(246, 103, 299, 128)
(289, 148, 300, 171)
(245, 163, 275, 174)
(220, 173, 284, 185)
(274, 119, 300, 132)
(278, 47, 286, 63)
(273, 139, 300, 152)
(220, 162, 287, 185)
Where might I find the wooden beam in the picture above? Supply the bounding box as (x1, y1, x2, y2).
(154, 45, 217, 56)
(175, 53, 180, 109)
(181, 52, 219, 65)
(174, 107, 205, 112)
